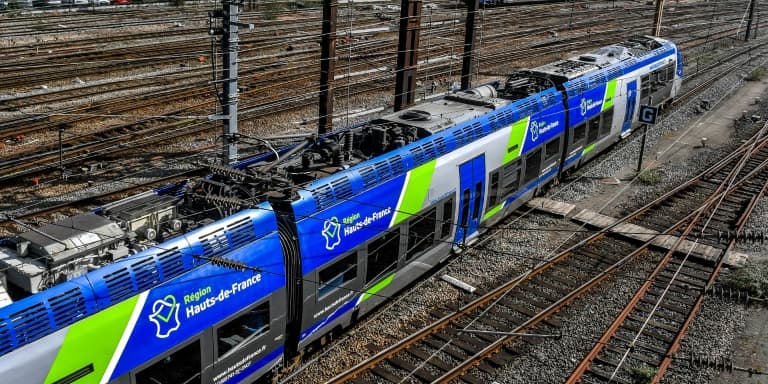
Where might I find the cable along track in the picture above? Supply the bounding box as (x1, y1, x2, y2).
(566, 125, 768, 383)
(326, 124, 768, 384)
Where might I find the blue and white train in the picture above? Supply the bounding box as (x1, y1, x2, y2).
(0, 36, 682, 384)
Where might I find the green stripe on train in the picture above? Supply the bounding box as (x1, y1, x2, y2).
(582, 143, 595, 156)
(602, 79, 617, 111)
(360, 273, 395, 303)
(503, 117, 529, 165)
(482, 202, 504, 221)
(393, 159, 436, 225)
(45, 296, 139, 384)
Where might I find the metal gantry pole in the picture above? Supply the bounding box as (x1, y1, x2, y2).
(746, 0, 757, 41)
(210, 0, 252, 165)
(58, 124, 65, 180)
(652, 0, 666, 36)
(461, 0, 479, 90)
(318, 0, 337, 134)
(394, 0, 422, 111)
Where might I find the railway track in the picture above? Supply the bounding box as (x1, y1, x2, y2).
(2, 27, 755, 188)
(325, 122, 768, 383)
(566, 124, 768, 383)
(0, 1, 760, 217)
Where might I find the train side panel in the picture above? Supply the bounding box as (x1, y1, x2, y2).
(289, 89, 566, 348)
(0, 206, 287, 384)
(563, 42, 680, 170)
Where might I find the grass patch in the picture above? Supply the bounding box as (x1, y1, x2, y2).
(747, 67, 767, 82)
(630, 365, 657, 384)
(637, 169, 662, 185)
(723, 260, 768, 298)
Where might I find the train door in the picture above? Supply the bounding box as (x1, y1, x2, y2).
(455, 155, 485, 245)
(622, 79, 637, 136)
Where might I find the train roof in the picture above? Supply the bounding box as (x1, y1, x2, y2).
(530, 36, 669, 81)
(18, 214, 123, 264)
(376, 93, 508, 134)
(292, 87, 563, 217)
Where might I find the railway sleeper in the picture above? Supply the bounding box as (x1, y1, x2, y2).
(497, 297, 563, 328)
(472, 313, 516, 331)
(586, 366, 633, 384)
(640, 294, 691, 315)
(550, 262, 603, 281)
(424, 335, 496, 374)
(650, 274, 704, 293)
(627, 313, 682, 334)
(646, 287, 698, 307)
(621, 323, 675, 344)
(514, 283, 562, 304)
(656, 270, 708, 289)
(529, 276, 572, 295)
(440, 333, 506, 373)
(544, 269, 585, 289)
(406, 345, 486, 384)
(574, 247, 619, 265)
(508, 285, 558, 309)
(612, 334, 668, 355)
(604, 343, 663, 366)
(386, 355, 439, 382)
(370, 365, 403, 382)
(667, 258, 717, 274)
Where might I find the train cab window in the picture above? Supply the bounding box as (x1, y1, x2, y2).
(502, 160, 521, 196)
(572, 123, 586, 143)
(135, 340, 201, 384)
(665, 64, 675, 81)
(440, 198, 454, 239)
(366, 228, 401, 283)
(217, 301, 270, 358)
(487, 170, 501, 207)
(318, 253, 357, 298)
(406, 207, 437, 261)
(523, 149, 542, 184)
(599, 108, 614, 138)
(544, 137, 560, 161)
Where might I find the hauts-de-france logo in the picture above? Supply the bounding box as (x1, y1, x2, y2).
(149, 294, 181, 338)
(530, 120, 540, 142)
(322, 217, 341, 250)
(580, 97, 589, 116)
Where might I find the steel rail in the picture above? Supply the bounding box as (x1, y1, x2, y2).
(326, 122, 768, 383)
(565, 124, 768, 383)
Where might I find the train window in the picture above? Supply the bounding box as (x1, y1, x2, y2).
(406, 207, 437, 261)
(440, 198, 454, 239)
(665, 64, 675, 81)
(366, 228, 401, 283)
(502, 160, 521, 196)
(318, 253, 357, 298)
(587, 118, 599, 143)
(523, 149, 542, 184)
(488, 170, 500, 207)
(472, 182, 482, 220)
(572, 123, 586, 143)
(459, 189, 470, 229)
(544, 137, 560, 161)
(216, 301, 270, 358)
(640, 74, 650, 100)
(599, 108, 613, 138)
(135, 340, 201, 384)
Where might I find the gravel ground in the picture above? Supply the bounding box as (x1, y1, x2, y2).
(280, 39, 768, 384)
